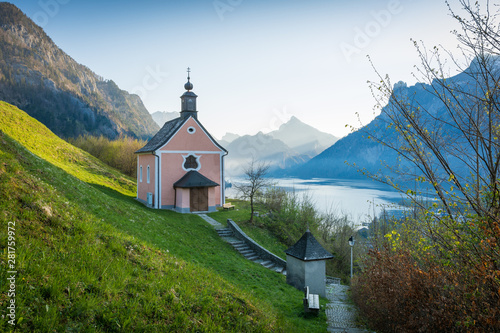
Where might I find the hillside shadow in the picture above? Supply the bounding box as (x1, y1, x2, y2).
(88, 183, 147, 209)
(87, 183, 186, 217)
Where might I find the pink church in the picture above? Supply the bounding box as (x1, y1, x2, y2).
(135, 71, 227, 213)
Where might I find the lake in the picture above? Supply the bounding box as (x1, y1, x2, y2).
(225, 177, 405, 225)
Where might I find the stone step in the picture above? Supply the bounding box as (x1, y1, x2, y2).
(243, 251, 257, 258)
(215, 225, 288, 274)
(273, 266, 285, 273)
(247, 254, 260, 261)
(228, 240, 245, 246)
(216, 228, 233, 235)
(261, 260, 275, 269)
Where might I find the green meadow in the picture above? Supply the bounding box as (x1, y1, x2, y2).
(0, 101, 327, 332)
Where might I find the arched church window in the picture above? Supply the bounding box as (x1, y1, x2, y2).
(184, 155, 199, 170)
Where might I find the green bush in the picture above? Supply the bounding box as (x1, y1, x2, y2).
(68, 135, 146, 177)
(258, 187, 319, 246)
(255, 187, 358, 282)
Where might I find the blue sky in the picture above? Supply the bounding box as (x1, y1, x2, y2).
(11, 0, 468, 139)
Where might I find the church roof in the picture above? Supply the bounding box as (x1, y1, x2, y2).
(173, 170, 219, 188)
(285, 229, 334, 261)
(135, 116, 227, 154)
(135, 117, 184, 153)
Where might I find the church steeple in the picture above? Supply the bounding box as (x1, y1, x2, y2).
(180, 67, 198, 120)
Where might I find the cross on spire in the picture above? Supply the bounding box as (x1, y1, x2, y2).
(183, 67, 194, 92)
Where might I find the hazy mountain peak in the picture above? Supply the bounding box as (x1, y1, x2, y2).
(221, 132, 240, 143)
(224, 115, 339, 176)
(278, 115, 305, 129)
(269, 116, 338, 154)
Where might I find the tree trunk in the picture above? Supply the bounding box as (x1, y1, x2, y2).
(249, 196, 254, 223)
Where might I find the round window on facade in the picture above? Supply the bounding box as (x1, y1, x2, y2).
(187, 126, 196, 134)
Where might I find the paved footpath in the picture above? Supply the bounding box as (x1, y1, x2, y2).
(197, 213, 222, 227)
(326, 284, 372, 333)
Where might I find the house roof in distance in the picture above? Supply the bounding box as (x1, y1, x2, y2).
(173, 170, 219, 188)
(285, 229, 334, 261)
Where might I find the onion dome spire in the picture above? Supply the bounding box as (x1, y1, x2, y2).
(184, 67, 193, 91)
(180, 67, 198, 119)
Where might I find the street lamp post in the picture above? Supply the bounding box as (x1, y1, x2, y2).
(348, 236, 355, 279)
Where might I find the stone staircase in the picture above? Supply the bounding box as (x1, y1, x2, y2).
(216, 227, 287, 275)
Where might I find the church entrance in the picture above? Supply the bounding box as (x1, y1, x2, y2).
(190, 187, 208, 212)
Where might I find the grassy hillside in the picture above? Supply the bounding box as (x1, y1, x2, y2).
(0, 102, 327, 331)
(0, 101, 135, 196)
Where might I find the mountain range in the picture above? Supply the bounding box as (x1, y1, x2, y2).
(3, 2, 432, 182)
(0, 3, 339, 173)
(151, 113, 339, 177)
(269, 116, 337, 156)
(151, 111, 179, 127)
(285, 58, 498, 182)
(0, 2, 159, 139)
(222, 116, 338, 177)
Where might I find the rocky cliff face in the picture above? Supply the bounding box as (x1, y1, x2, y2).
(0, 3, 159, 139)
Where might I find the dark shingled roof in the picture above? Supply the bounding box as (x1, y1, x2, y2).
(135, 117, 185, 153)
(135, 116, 227, 154)
(173, 170, 219, 188)
(285, 229, 334, 261)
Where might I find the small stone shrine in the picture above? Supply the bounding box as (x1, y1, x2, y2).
(285, 229, 334, 297)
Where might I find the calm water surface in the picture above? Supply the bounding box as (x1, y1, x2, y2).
(226, 177, 405, 223)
